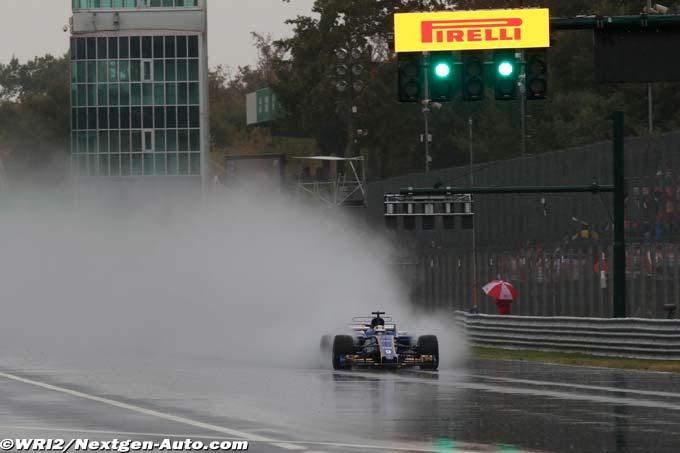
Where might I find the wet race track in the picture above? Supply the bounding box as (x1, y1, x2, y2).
(1, 358, 679, 453)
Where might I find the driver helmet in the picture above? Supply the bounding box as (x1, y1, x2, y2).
(373, 325, 386, 334)
(371, 317, 385, 328)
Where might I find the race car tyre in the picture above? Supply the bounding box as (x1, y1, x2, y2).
(320, 335, 332, 353)
(417, 335, 439, 370)
(332, 335, 354, 370)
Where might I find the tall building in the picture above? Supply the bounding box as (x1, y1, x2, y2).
(70, 0, 208, 181)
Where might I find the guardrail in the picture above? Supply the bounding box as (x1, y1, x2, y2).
(454, 311, 680, 361)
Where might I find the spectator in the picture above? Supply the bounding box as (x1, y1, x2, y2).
(494, 298, 513, 315)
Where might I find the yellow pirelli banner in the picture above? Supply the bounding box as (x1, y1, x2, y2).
(394, 9, 550, 52)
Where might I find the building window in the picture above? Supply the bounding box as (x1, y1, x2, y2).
(71, 34, 202, 177)
(142, 59, 153, 82)
(73, 0, 201, 10)
(143, 130, 154, 153)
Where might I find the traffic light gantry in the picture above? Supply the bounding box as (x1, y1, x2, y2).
(397, 49, 548, 103)
(384, 192, 474, 231)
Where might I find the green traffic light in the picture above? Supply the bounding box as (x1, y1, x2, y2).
(434, 62, 451, 78)
(498, 61, 514, 77)
(429, 52, 455, 101)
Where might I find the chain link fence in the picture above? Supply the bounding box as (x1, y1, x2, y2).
(369, 132, 680, 317)
(400, 242, 680, 318)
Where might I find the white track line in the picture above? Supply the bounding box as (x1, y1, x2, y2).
(339, 370, 680, 411)
(420, 370, 680, 399)
(466, 374, 680, 399)
(0, 424, 472, 453)
(0, 425, 248, 439)
(0, 372, 467, 452)
(0, 424, 477, 452)
(270, 443, 306, 450)
(0, 370, 273, 443)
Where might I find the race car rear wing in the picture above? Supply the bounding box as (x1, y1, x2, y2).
(352, 317, 393, 323)
(349, 323, 397, 331)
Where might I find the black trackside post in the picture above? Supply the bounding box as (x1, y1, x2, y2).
(613, 111, 627, 318)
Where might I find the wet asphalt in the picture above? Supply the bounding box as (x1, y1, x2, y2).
(0, 358, 679, 453)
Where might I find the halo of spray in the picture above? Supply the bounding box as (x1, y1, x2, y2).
(0, 184, 466, 372)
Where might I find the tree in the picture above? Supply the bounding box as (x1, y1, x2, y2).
(209, 33, 288, 152)
(272, 0, 460, 174)
(0, 54, 70, 177)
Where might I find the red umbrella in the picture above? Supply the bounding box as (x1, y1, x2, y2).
(482, 280, 518, 300)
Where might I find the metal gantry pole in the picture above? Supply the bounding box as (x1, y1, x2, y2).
(347, 89, 355, 158)
(422, 52, 430, 173)
(520, 51, 527, 156)
(647, 0, 654, 137)
(648, 84, 654, 135)
(469, 116, 478, 310)
(613, 111, 627, 318)
(424, 106, 430, 173)
(345, 40, 356, 159)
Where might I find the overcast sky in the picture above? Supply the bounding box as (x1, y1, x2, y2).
(0, 0, 316, 68)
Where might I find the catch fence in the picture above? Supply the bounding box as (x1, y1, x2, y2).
(370, 132, 680, 317)
(401, 242, 680, 318)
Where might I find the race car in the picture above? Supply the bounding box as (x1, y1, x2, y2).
(320, 311, 439, 370)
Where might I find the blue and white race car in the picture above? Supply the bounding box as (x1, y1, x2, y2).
(321, 311, 439, 370)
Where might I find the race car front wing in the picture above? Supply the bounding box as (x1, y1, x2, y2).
(341, 354, 436, 368)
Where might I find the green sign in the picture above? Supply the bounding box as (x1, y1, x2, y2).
(246, 87, 281, 125)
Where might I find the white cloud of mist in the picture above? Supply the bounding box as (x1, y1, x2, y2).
(0, 183, 466, 374)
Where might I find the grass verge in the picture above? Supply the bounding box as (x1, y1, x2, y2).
(471, 346, 680, 373)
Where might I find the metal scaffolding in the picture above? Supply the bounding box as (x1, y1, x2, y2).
(293, 156, 366, 207)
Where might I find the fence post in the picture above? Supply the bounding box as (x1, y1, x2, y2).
(628, 243, 636, 317)
(550, 250, 557, 316)
(613, 111, 627, 317)
(463, 252, 470, 311)
(455, 253, 462, 311)
(652, 247, 659, 318)
(587, 245, 595, 317)
(576, 248, 584, 316)
(674, 244, 680, 316)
